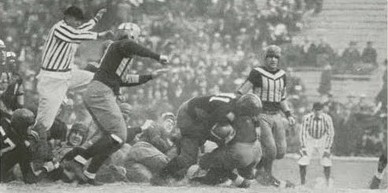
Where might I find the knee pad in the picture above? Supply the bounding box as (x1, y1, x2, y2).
(110, 133, 124, 144)
(108, 134, 125, 150)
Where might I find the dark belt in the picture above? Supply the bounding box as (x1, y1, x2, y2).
(41, 67, 71, 72)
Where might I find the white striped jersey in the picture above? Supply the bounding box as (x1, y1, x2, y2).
(41, 19, 98, 71)
(246, 67, 286, 111)
(300, 112, 335, 149)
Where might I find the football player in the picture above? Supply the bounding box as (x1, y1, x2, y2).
(61, 22, 169, 186)
(152, 93, 262, 185)
(191, 115, 262, 188)
(1, 108, 57, 183)
(237, 45, 295, 188)
(0, 39, 23, 114)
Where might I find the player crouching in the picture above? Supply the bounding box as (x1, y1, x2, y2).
(189, 113, 262, 189)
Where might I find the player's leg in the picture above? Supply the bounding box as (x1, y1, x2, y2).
(33, 75, 69, 162)
(256, 113, 276, 178)
(273, 114, 287, 159)
(156, 101, 203, 180)
(298, 140, 313, 185)
(237, 140, 262, 179)
(318, 142, 332, 186)
(68, 69, 94, 91)
(34, 75, 68, 140)
(63, 81, 127, 185)
(159, 136, 202, 179)
(370, 153, 387, 189)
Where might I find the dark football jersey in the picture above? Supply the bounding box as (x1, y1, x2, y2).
(0, 118, 38, 183)
(230, 116, 258, 144)
(94, 39, 160, 95)
(187, 93, 237, 130)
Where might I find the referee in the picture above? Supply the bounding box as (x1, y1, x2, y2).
(33, 6, 112, 158)
(298, 102, 335, 186)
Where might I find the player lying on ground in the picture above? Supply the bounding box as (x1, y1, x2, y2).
(60, 22, 169, 186)
(152, 93, 262, 185)
(189, 115, 262, 188)
(0, 109, 57, 183)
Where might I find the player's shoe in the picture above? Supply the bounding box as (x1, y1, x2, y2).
(150, 174, 171, 186)
(236, 179, 251, 188)
(369, 176, 381, 189)
(79, 176, 103, 186)
(62, 159, 87, 182)
(269, 176, 295, 188)
(109, 165, 128, 182)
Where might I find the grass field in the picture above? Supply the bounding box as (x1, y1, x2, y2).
(1, 156, 386, 193)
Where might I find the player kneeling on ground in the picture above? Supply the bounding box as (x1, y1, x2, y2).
(152, 93, 262, 185)
(190, 113, 262, 189)
(298, 102, 335, 187)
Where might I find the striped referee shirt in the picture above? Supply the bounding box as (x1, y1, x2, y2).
(41, 18, 99, 72)
(300, 112, 335, 149)
(244, 66, 287, 111)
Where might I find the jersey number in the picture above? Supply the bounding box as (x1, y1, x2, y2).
(209, 93, 236, 103)
(0, 126, 16, 156)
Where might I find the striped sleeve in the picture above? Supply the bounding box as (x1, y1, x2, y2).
(324, 114, 335, 149)
(78, 18, 98, 31)
(300, 114, 310, 148)
(54, 22, 97, 43)
(120, 75, 153, 87)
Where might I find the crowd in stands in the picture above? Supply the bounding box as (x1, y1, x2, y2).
(0, 0, 385, 169)
(281, 38, 380, 75)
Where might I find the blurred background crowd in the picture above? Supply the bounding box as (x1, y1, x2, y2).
(0, 0, 386, 157)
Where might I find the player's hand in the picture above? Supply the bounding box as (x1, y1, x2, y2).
(95, 8, 107, 20)
(98, 30, 114, 39)
(159, 55, 169, 65)
(141, 119, 154, 131)
(151, 68, 169, 79)
(300, 148, 307, 156)
(42, 161, 60, 173)
(28, 129, 40, 142)
(323, 149, 331, 158)
(287, 116, 296, 126)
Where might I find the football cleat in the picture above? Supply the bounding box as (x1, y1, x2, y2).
(369, 176, 381, 189)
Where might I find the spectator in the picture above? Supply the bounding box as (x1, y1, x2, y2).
(342, 41, 361, 72)
(301, 37, 317, 66)
(318, 60, 332, 96)
(316, 38, 334, 67)
(361, 41, 378, 66)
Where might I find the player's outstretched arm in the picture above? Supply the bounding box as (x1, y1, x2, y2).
(120, 39, 169, 65)
(120, 68, 169, 87)
(78, 8, 107, 31)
